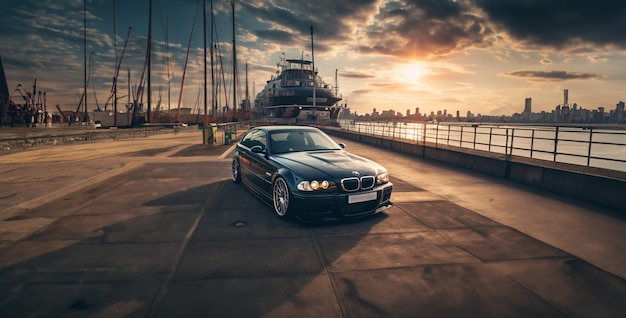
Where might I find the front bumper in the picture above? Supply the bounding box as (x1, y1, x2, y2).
(290, 182, 393, 222)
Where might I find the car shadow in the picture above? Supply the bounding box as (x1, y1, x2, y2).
(0, 173, 385, 317)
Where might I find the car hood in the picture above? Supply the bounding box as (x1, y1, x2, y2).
(272, 150, 385, 179)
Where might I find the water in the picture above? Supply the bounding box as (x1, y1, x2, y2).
(337, 120, 626, 172)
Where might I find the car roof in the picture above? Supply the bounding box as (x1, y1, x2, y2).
(254, 125, 321, 133)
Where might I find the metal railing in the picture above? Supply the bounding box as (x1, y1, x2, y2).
(326, 121, 626, 172)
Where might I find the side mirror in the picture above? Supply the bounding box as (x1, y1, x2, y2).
(338, 143, 346, 149)
(250, 145, 265, 154)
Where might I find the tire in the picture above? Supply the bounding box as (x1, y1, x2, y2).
(232, 159, 241, 183)
(272, 177, 293, 220)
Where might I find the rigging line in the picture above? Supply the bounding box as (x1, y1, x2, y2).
(211, 12, 230, 113)
(217, 43, 229, 110)
(104, 27, 132, 111)
(176, 0, 201, 122)
(89, 52, 100, 110)
(213, 32, 229, 109)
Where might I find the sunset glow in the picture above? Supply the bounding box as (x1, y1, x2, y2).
(1, 0, 625, 117)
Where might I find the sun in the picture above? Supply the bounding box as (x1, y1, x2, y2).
(397, 62, 428, 83)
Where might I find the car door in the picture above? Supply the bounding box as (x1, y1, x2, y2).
(256, 148, 277, 196)
(243, 129, 271, 196)
(238, 129, 263, 181)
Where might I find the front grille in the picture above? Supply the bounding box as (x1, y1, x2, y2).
(341, 177, 360, 192)
(341, 176, 375, 192)
(361, 176, 375, 190)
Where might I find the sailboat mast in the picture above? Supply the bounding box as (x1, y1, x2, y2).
(165, 18, 170, 117)
(335, 68, 338, 97)
(311, 26, 316, 117)
(113, 0, 118, 126)
(83, 0, 88, 123)
(232, 0, 237, 120)
(245, 62, 249, 116)
(147, 0, 152, 123)
(203, 0, 208, 126)
(210, 0, 215, 122)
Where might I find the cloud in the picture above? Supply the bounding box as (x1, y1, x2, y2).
(503, 70, 606, 82)
(341, 71, 376, 79)
(238, 0, 500, 59)
(232, 0, 626, 62)
(254, 29, 296, 45)
(540, 58, 552, 65)
(357, 0, 496, 59)
(587, 55, 609, 63)
(474, 0, 626, 50)
(240, 0, 377, 52)
(351, 89, 373, 95)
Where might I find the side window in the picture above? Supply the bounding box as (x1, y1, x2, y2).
(240, 129, 257, 148)
(240, 129, 267, 149)
(252, 130, 267, 149)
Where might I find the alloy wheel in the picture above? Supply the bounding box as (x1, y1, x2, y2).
(232, 159, 240, 183)
(273, 177, 290, 217)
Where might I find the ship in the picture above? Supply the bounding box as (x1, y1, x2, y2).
(253, 54, 344, 121)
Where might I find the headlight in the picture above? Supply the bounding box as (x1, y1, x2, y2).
(297, 180, 330, 191)
(311, 180, 319, 190)
(376, 172, 389, 184)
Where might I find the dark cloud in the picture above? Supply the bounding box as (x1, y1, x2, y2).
(504, 70, 606, 82)
(254, 29, 297, 45)
(239, 0, 379, 52)
(357, 0, 495, 59)
(351, 89, 373, 95)
(240, 0, 626, 60)
(241, 0, 496, 58)
(341, 71, 376, 79)
(474, 0, 626, 50)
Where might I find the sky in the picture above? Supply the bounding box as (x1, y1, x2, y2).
(1, 0, 626, 117)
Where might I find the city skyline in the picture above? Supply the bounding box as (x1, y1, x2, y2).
(1, 0, 626, 117)
(357, 89, 625, 124)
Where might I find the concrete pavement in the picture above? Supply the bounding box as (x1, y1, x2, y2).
(0, 128, 625, 317)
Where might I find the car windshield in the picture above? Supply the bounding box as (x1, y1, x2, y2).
(270, 130, 341, 154)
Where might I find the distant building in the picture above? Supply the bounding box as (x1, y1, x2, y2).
(523, 98, 532, 120)
(617, 101, 624, 122)
(524, 98, 532, 113)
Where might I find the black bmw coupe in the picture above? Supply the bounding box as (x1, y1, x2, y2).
(232, 125, 393, 221)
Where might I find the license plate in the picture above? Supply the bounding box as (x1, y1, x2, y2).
(348, 192, 378, 204)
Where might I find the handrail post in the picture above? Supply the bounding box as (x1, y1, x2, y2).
(435, 123, 439, 148)
(530, 130, 535, 158)
(473, 125, 477, 149)
(510, 128, 515, 157)
(460, 126, 464, 147)
(553, 127, 559, 162)
(587, 128, 593, 167)
(505, 128, 510, 156)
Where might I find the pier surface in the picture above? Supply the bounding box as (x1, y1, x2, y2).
(0, 128, 625, 317)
